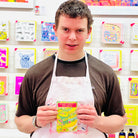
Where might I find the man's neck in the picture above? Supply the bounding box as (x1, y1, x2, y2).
(57, 50, 85, 61)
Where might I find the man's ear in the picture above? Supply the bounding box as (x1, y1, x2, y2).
(87, 26, 92, 39)
(53, 24, 57, 36)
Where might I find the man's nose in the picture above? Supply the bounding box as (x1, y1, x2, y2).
(69, 32, 77, 41)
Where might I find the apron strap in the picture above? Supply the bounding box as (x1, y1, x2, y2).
(84, 51, 90, 78)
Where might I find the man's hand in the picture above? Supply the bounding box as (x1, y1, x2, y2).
(77, 105, 127, 134)
(36, 106, 58, 127)
(77, 105, 99, 128)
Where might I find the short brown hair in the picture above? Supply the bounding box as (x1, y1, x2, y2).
(55, 0, 93, 31)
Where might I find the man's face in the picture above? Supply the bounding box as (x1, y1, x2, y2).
(53, 15, 91, 59)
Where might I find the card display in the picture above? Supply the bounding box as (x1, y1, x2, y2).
(102, 23, 123, 44)
(16, 102, 18, 111)
(84, 48, 92, 55)
(0, 47, 9, 68)
(124, 105, 138, 126)
(0, 75, 8, 96)
(130, 50, 138, 71)
(0, 103, 8, 123)
(41, 22, 58, 42)
(100, 49, 122, 71)
(131, 23, 138, 44)
(15, 20, 37, 42)
(14, 48, 36, 69)
(0, 21, 9, 41)
(43, 47, 58, 59)
(15, 75, 24, 95)
(86, 31, 92, 43)
(129, 77, 138, 99)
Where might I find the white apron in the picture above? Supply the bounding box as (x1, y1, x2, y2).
(32, 53, 105, 138)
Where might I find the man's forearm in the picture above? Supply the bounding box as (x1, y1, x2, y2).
(94, 115, 127, 134)
(15, 115, 37, 134)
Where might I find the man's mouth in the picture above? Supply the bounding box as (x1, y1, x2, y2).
(66, 44, 77, 47)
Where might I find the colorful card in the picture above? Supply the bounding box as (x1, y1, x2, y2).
(86, 31, 92, 43)
(0, 21, 9, 41)
(80, 0, 138, 6)
(0, 103, 8, 123)
(131, 23, 138, 44)
(15, 48, 36, 69)
(84, 48, 92, 55)
(15, 75, 24, 95)
(79, 0, 102, 6)
(16, 102, 18, 111)
(15, 20, 37, 42)
(43, 47, 58, 59)
(41, 22, 58, 42)
(0, 0, 28, 2)
(100, 49, 122, 71)
(124, 105, 138, 126)
(102, 23, 123, 44)
(128, 77, 138, 99)
(0, 47, 9, 68)
(130, 50, 138, 71)
(0, 75, 8, 96)
(118, 76, 120, 84)
(57, 101, 78, 132)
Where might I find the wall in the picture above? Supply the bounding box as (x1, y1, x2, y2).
(0, 0, 138, 137)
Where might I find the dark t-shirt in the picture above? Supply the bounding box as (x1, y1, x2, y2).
(16, 54, 125, 117)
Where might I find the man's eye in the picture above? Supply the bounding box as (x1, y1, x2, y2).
(64, 28, 69, 32)
(77, 29, 83, 32)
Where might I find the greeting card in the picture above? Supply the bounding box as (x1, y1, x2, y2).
(79, 0, 101, 6)
(43, 47, 58, 59)
(15, 20, 37, 41)
(121, 0, 131, 6)
(80, 0, 138, 6)
(118, 76, 120, 84)
(0, 103, 8, 123)
(84, 48, 92, 55)
(15, 75, 24, 95)
(100, 49, 122, 71)
(128, 77, 138, 99)
(15, 48, 36, 69)
(16, 102, 18, 111)
(0, 47, 8, 68)
(0, 75, 8, 96)
(86, 31, 92, 43)
(57, 101, 78, 132)
(102, 23, 123, 44)
(130, 50, 138, 71)
(130, 0, 138, 6)
(41, 22, 58, 42)
(131, 23, 138, 44)
(0, 21, 9, 41)
(124, 105, 138, 126)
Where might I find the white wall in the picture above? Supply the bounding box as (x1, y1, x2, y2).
(0, 0, 138, 137)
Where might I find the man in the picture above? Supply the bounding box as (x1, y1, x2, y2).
(15, 0, 127, 137)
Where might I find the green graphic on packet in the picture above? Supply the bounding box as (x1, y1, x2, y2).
(57, 101, 78, 132)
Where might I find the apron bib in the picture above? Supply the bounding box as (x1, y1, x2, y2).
(32, 53, 105, 138)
